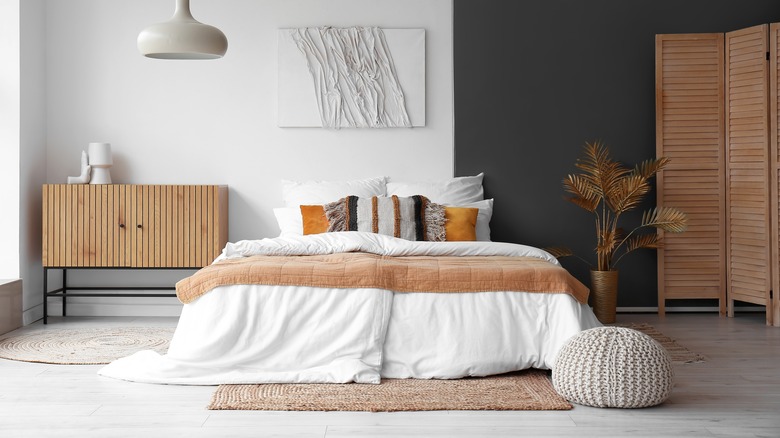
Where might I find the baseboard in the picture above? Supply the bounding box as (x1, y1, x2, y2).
(617, 306, 765, 313)
(22, 303, 43, 325)
(45, 299, 183, 318)
(23, 303, 765, 324)
(26, 304, 181, 323)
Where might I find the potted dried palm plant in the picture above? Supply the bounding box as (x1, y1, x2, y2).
(546, 141, 688, 323)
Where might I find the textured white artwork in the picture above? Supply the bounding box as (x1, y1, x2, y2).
(278, 27, 425, 128)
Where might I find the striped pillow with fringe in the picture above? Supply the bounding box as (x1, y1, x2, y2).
(323, 195, 446, 242)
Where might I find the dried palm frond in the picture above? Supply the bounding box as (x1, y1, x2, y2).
(598, 161, 631, 206)
(543, 246, 594, 268)
(611, 233, 663, 267)
(544, 246, 574, 258)
(624, 233, 662, 253)
(563, 174, 599, 212)
(563, 174, 597, 199)
(608, 173, 650, 214)
(633, 157, 670, 180)
(565, 196, 600, 212)
(641, 207, 688, 233)
(575, 141, 630, 200)
(575, 141, 611, 178)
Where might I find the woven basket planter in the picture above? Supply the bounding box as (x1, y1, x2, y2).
(590, 270, 618, 324)
(552, 326, 674, 408)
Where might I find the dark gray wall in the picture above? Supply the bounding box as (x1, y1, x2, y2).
(454, 0, 780, 308)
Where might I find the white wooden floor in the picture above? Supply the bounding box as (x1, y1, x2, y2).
(0, 313, 778, 438)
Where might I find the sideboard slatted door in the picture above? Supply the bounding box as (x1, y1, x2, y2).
(128, 185, 228, 268)
(770, 24, 780, 326)
(655, 33, 727, 315)
(725, 24, 772, 323)
(43, 185, 131, 267)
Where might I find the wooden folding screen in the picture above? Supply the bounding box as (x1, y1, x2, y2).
(655, 33, 726, 315)
(771, 24, 780, 325)
(657, 24, 780, 326)
(724, 25, 772, 324)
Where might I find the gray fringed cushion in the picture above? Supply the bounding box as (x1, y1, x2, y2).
(552, 327, 674, 408)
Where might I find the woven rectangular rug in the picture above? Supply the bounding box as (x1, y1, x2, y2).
(208, 370, 571, 412)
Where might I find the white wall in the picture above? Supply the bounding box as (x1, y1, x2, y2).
(0, 0, 21, 281)
(20, 0, 47, 324)
(0, 0, 46, 324)
(40, 0, 454, 317)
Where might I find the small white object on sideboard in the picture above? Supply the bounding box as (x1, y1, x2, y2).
(87, 142, 113, 184)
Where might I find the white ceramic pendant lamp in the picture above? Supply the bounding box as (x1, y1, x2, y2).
(138, 0, 227, 59)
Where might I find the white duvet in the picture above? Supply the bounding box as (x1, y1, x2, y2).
(99, 233, 600, 385)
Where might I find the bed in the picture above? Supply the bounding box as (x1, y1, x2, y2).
(98, 175, 601, 385)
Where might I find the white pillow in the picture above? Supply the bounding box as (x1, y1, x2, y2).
(454, 199, 493, 241)
(281, 176, 387, 207)
(273, 207, 304, 236)
(386, 173, 484, 205)
(273, 199, 493, 241)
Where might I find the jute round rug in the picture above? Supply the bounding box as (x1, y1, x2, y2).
(0, 327, 175, 365)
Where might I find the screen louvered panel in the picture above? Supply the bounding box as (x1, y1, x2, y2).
(770, 24, 780, 326)
(655, 34, 726, 315)
(725, 24, 771, 322)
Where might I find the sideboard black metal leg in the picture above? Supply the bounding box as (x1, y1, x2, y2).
(43, 267, 48, 325)
(62, 268, 67, 317)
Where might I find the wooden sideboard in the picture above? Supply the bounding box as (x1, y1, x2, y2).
(41, 184, 228, 323)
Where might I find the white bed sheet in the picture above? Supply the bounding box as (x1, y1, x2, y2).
(98, 232, 601, 385)
(383, 291, 599, 378)
(99, 285, 393, 385)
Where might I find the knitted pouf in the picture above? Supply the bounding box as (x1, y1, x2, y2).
(552, 326, 674, 408)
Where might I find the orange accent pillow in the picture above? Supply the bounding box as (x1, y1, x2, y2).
(300, 205, 330, 235)
(301, 203, 478, 241)
(444, 207, 478, 241)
